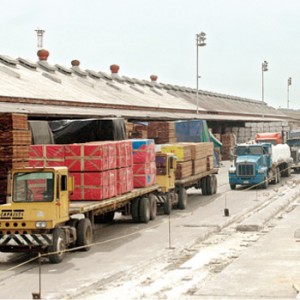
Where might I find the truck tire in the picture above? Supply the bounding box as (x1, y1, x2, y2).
(149, 194, 157, 220)
(48, 228, 66, 264)
(76, 218, 93, 251)
(261, 176, 268, 189)
(139, 197, 150, 223)
(201, 177, 207, 195)
(211, 174, 218, 194)
(178, 187, 187, 209)
(163, 192, 172, 215)
(131, 198, 140, 223)
(206, 176, 213, 195)
(230, 184, 236, 190)
(276, 167, 281, 183)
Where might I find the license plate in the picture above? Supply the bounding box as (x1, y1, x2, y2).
(243, 180, 249, 184)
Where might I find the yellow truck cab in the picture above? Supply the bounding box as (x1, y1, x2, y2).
(0, 166, 92, 264)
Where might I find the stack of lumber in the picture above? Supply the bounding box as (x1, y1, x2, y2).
(160, 144, 193, 179)
(221, 133, 236, 160)
(131, 124, 148, 138)
(125, 121, 134, 138)
(0, 113, 31, 203)
(161, 142, 214, 179)
(147, 121, 176, 144)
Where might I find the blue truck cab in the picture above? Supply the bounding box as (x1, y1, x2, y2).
(228, 143, 273, 190)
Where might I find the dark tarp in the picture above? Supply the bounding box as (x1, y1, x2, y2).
(48, 118, 126, 144)
(29, 121, 55, 145)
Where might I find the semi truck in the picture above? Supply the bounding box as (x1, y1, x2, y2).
(228, 142, 292, 190)
(0, 152, 218, 263)
(287, 130, 300, 172)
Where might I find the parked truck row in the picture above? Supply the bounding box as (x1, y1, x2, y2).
(0, 140, 218, 263)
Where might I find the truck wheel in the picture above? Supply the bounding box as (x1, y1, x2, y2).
(261, 176, 268, 189)
(131, 198, 140, 223)
(139, 197, 150, 223)
(149, 194, 157, 220)
(76, 218, 93, 251)
(230, 184, 236, 190)
(178, 187, 187, 209)
(48, 228, 66, 264)
(211, 174, 218, 194)
(201, 177, 207, 195)
(206, 176, 213, 195)
(164, 192, 172, 215)
(276, 167, 281, 183)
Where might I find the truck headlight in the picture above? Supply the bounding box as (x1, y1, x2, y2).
(229, 167, 236, 174)
(36, 221, 47, 228)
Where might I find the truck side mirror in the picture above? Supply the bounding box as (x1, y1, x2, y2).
(68, 176, 74, 195)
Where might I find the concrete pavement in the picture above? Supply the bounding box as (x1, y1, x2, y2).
(194, 186, 300, 299)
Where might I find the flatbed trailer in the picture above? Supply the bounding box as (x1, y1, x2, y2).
(69, 184, 160, 223)
(155, 168, 219, 213)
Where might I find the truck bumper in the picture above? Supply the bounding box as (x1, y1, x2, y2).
(0, 234, 53, 251)
(229, 173, 265, 186)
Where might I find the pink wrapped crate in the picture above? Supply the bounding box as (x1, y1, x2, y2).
(70, 172, 104, 201)
(117, 168, 127, 195)
(133, 162, 156, 175)
(132, 139, 155, 163)
(29, 145, 65, 167)
(106, 169, 117, 198)
(65, 143, 109, 172)
(133, 174, 156, 188)
(126, 167, 134, 191)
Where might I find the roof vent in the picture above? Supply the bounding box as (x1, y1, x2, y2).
(55, 64, 73, 76)
(98, 71, 112, 81)
(0, 54, 17, 67)
(18, 57, 37, 70)
(86, 69, 101, 79)
(42, 72, 62, 84)
(110, 64, 120, 74)
(37, 49, 49, 61)
(150, 75, 158, 82)
(71, 60, 87, 77)
(38, 60, 56, 73)
(0, 66, 20, 79)
(122, 76, 135, 84)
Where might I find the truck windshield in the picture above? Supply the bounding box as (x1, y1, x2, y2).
(236, 146, 263, 156)
(13, 172, 54, 202)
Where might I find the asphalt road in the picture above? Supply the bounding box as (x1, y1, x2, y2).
(0, 161, 298, 299)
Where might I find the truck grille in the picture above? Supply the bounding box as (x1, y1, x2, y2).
(237, 163, 255, 177)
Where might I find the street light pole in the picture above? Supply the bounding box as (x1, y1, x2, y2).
(261, 60, 268, 103)
(196, 32, 206, 114)
(287, 77, 292, 109)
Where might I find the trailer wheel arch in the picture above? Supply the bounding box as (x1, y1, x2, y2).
(48, 228, 66, 264)
(76, 218, 93, 251)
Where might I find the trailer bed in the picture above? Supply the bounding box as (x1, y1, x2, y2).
(175, 168, 218, 187)
(69, 184, 160, 215)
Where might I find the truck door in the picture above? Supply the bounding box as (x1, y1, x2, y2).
(57, 174, 69, 220)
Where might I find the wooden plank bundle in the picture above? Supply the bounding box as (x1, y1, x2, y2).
(175, 161, 193, 179)
(221, 133, 236, 160)
(147, 121, 176, 144)
(0, 113, 31, 203)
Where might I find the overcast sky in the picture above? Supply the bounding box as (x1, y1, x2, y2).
(1, 0, 300, 109)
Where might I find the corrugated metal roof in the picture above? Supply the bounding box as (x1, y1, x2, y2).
(0, 53, 293, 121)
